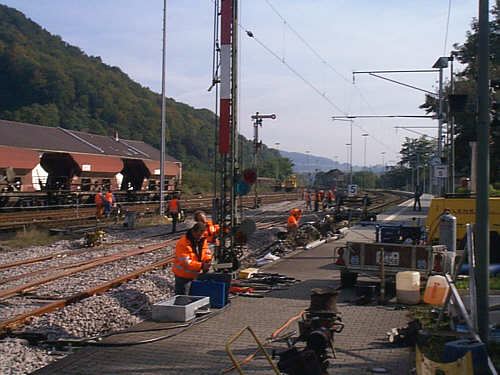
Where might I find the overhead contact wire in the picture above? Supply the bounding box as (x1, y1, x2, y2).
(242, 26, 347, 115)
(261, 1, 399, 154)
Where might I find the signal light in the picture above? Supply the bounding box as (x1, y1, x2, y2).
(236, 180, 251, 196)
(242, 168, 257, 184)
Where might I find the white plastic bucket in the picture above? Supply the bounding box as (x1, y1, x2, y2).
(396, 271, 421, 305)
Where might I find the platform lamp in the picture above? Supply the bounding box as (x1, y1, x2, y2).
(345, 143, 352, 185)
(275, 142, 281, 180)
(332, 118, 353, 186)
(362, 133, 369, 188)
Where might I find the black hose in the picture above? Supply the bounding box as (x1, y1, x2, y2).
(44, 304, 230, 347)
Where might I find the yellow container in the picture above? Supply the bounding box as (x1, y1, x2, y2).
(396, 271, 421, 305)
(423, 275, 449, 306)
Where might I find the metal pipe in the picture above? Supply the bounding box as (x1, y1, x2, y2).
(350, 120, 353, 185)
(450, 55, 456, 193)
(476, 0, 490, 343)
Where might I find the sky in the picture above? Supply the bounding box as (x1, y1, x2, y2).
(0, 0, 480, 167)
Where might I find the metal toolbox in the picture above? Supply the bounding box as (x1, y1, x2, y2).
(152, 295, 210, 322)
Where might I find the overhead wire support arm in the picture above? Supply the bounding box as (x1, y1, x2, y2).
(352, 69, 440, 93)
(332, 115, 435, 119)
(368, 73, 437, 96)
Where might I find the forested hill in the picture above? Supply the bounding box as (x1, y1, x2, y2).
(0, 4, 292, 191)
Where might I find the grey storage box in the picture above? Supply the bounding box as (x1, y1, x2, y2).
(152, 295, 210, 322)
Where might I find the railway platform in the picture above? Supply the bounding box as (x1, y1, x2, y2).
(34, 196, 428, 375)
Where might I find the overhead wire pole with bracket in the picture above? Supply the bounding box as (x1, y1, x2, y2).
(476, 0, 490, 343)
(216, 0, 240, 270)
(352, 66, 452, 194)
(159, 0, 167, 217)
(331, 118, 353, 185)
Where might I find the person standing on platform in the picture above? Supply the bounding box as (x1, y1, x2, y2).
(413, 185, 422, 212)
(173, 223, 212, 295)
(167, 194, 180, 233)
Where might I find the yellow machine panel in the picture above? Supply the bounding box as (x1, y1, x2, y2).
(426, 197, 500, 242)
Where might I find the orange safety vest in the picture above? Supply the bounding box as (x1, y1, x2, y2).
(172, 233, 212, 280)
(168, 198, 179, 213)
(287, 215, 299, 231)
(105, 192, 113, 204)
(95, 193, 103, 205)
(203, 219, 220, 244)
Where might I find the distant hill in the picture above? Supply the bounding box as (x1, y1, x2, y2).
(280, 150, 346, 173)
(0, 4, 292, 191)
(280, 150, 386, 174)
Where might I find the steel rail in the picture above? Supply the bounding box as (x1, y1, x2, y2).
(0, 192, 300, 229)
(0, 241, 173, 300)
(0, 256, 175, 334)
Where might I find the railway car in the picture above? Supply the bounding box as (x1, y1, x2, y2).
(0, 154, 181, 207)
(283, 174, 298, 192)
(0, 121, 182, 208)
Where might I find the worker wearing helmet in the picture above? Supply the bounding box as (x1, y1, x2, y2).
(287, 208, 302, 238)
(173, 222, 212, 295)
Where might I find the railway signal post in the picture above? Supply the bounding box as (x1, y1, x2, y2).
(251, 112, 276, 208)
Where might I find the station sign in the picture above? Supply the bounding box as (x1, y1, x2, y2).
(434, 165, 448, 178)
(347, 184, 358, 196)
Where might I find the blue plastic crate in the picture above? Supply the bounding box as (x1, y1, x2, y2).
(190, 280, 227, 308)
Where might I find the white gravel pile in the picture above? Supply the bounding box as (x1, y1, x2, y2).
(24, 267, 174, 340)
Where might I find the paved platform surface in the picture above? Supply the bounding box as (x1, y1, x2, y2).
(35, 195, 430, 375)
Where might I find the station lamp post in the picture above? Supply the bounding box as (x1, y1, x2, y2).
(274, 142, 281, 180)
(345, 143, 352, 185)
(362, 133, 369, 188)
(332, 118, 353, 186)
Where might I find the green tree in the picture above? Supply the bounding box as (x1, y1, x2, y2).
(419, 4, 499, 182)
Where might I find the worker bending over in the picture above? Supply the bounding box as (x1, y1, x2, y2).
(172, 222, 212, 295)
(287, 208, 302, 239)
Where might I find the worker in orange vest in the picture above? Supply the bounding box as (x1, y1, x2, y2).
(94, 189, 104, 219)
(173, 222, 213, 295)
(194, 210, 219, 244)
(167, 194, 181, 233)
(104, 189, 114, 218)
(287, 208, 302, 238)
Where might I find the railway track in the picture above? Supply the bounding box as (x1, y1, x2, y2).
(0, 192, 300, 230)
(0, 190, 408, 335)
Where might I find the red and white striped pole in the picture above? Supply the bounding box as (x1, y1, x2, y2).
(218, 0, 232, 155)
